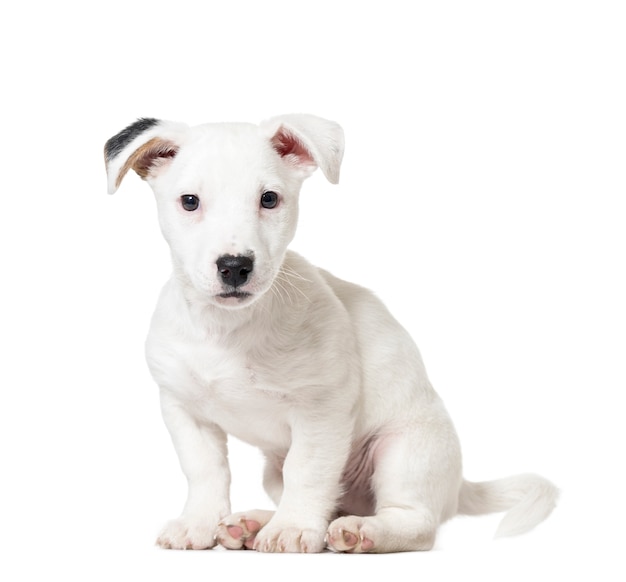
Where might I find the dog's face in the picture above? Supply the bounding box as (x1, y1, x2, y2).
(145, 123, 303, 309)
(105, 115, 344, 309)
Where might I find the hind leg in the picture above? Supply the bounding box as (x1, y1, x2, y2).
(216, 453, 282, 550)
(327, 422, 462, 553)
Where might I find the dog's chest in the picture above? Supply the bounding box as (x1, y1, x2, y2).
(155, 336, 295, 449)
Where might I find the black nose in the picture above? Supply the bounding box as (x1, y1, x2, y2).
(216, 254, 254, 288)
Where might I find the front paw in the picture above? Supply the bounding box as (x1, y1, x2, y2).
(253, 523, 326, 553)
(156, 517, 217, 550)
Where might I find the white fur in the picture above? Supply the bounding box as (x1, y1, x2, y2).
(105, 114, 558, 553)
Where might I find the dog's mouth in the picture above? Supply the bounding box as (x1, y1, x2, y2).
(213, 290, 255, 307)
(213, 290, 256, 309)
(218, 291, 252, 300)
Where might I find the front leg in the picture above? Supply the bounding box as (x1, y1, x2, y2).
(157, 391, 231, 550)
(253, 411, 353, 553)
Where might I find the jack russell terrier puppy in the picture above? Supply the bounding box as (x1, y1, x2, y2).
(104, 114, 558, 553)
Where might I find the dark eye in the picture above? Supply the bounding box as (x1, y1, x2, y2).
(260, 191, 279, 209)
(181, 194, 199, 211)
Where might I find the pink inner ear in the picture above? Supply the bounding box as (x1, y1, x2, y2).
(271, 127, 315, 167)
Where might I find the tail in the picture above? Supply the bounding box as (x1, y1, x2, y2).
(458, 473, 559, 538)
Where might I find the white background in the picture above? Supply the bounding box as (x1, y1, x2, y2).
(1, 1, 624, 580)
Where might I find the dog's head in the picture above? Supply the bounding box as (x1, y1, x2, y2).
(105, 114, 344, 309)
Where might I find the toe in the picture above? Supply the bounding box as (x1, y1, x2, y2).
(360, 536, 374, 552)
(217, 517, 264, 550)
(326, 517, 375, 553)
(327, 527, 359, 552)
(226, 525, 244, 540)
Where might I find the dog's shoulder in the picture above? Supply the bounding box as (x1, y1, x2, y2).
(283, 250, 389, 324)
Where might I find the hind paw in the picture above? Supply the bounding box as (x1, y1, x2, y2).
(215, 509, 274, 550)
(326, 516, 374, 553)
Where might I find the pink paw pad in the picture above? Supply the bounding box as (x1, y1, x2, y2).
(326, 521, 375, 553)
(222, 519, 261, 550)
(226, 525, 244, 540)
(342, 530, 358, 547)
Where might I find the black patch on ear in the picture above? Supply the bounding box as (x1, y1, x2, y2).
(105, 117, 160, 161)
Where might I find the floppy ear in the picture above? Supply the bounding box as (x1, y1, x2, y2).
(262, 114, 345, 184)
(104, 117, 188, 194)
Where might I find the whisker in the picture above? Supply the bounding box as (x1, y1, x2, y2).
(280, 265, 312, 284)
(271, 277, 291, 306)
(274, 270, 311, 304)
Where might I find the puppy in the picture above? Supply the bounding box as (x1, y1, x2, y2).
(104, 114, 558, 553)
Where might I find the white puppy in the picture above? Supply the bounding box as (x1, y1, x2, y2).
(104, 114, 558, 553)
